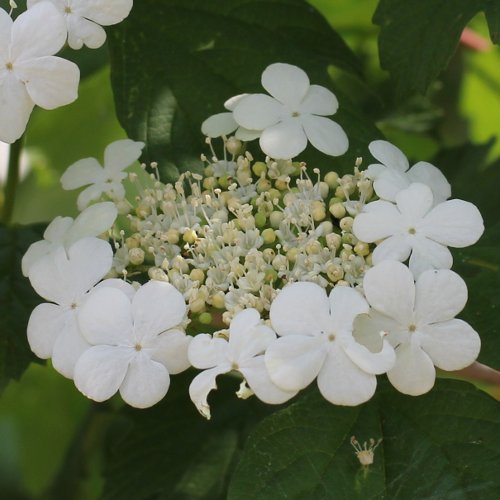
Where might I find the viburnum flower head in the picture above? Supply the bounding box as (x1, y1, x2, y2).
(74, 280, 191, 408)
(27, 0, 134, 50)
(22, 202, 117, 277)
(358, 261, 481, 396)
(188, 308, 297, 419)
(265, 282, 395, 406)
(365, 140, 451, 204)
(60, 139, 145, 210)
(232, 63, 349, 159)
(0, 1, 80, 143)
(27, 237, 113, 378)
(353, 183, 484, 277)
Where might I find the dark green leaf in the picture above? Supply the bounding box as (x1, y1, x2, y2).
(107, 0, 377, 180)
(229, 380, 500, 499)
(101, 372, 277, 500)
(373, 0, 495, 99)
(0, 224, 45, 392)
(485, 0, 500, 44)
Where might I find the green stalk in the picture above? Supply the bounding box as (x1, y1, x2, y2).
(1, 135, 24, 225)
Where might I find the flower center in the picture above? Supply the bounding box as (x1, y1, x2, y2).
(64, 6, 72, 14)
(70, 302, 77, 309)
(408, 324, 417, 333)
(328, 333, 336, 342)
(408, 227, 416, 235)
(5, 62, 13, 71)
(292, 111, 301, 118)
(231, 362, 239, 370)
(134, 343, 142, 351)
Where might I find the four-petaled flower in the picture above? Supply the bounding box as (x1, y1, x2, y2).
(60, 139, 145, 210)
(232, 63, 348, 159)
(353, 183, 484, 277)
(0, 2, 80, 143)
(28, 0, 134, 50)
(358, 261, 481, 395)
(188, 308, 296, 419)
(365, 140, 451, 204)
(75, 280, 191, 408)
(266, 282, 395, 406)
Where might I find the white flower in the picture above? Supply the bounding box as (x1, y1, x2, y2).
(352, 183, 484, 277)
(359, 261, 481, 396)
(60, 139, 145, 210)
(188, 308, 296, 419)
(201, 94, 260, 140)
(22, 201, 117, 277)
(232, 63, 348, 159)
(27, 237, 113, 378)
(74, 280, 191, 408)
(265, 282, 395, 406)
(27, 0, 133, 50)
(0, 2, 80, 143)
(365, 140, 451, 204)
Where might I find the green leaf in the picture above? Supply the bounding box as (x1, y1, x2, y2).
(107, 0, 378, 180)
(101, 373, 276, 500)
(0, 224, 45, 392)
(373, 0, 500, 99)
(228, 380, 500, 499)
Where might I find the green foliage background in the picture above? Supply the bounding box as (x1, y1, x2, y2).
(0, 0, 499, 498)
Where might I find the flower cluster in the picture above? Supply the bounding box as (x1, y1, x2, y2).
(23, 63, 484, 418)
(0, 1, 133, 144)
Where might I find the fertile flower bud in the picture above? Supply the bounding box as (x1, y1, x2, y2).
(129, 248, 145, 265)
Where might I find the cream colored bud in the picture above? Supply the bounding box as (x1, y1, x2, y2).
(128, 247, 145, 265)
(326, 264, 344, 282)
(226, 136, 242, 155)
(204, 165, 214, 176)
(324, 171, 339, 189)
(318, 221, 333, 235)
(340, 216, 354, 232)
(329, 202, 346, 219)
(305, 240, 321, 255)
(198, 312, 213, 325)
(268, 188, 282, 203)
(318, 181, 329, 199)
(172, 256, 189, 273)
(269, 210, 284, 228)
(262, 228, 276, 244)
(264, 268, 278, 283)
(354, 242, 370, 257)
(203, 176, 216, 190)
(190, 298, 206, 314)
(326, 233, 342, 250)
(256, 178, 272, 193)
(190, 268, 205, 283)
(136, 204, 151, 218)
(272, 254, 288, 271)
(183, 229, 197, 244)
(252, 161, 267, 177)
(286, 247, 299, 263)
(255, 212, 267, 228)
(115, 200, 130, 215)
(125, 236, 140, 249)
(274, 178, 288, 191)
(165, 228, 180, 244)
(148, 267, 169, 281)
(211, 292, 226, 309)
(342, 233, 356, 245)
(263, 248, 276, 262)
(311, 200, 326, 221)
(340, 247, 353, 260)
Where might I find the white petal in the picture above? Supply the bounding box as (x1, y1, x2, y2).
(78, 286, 133, 345)
(362, 261, 415, 325)
(301, 115, 348, 156)
(270, 282, 330, 337)
(240, 357, 297, 404)
(104, 139, 145, 174)
(372, 169, 410, 202)
(78, 0, 133, 25)
(259, 118, 308, 159)
(0, 73, 34, 144)
(21, 239, 51, 277)
(353, 200, 402, 242)
(343, 338, 395, 375)
(299, 85, 338, 115)
(51, 315, 91, 379)
(66, 15, 106, 50)
(77, 184, 106, 210)
(408, 237, 453, 277)
(328, 286, 368, 333)
(0, 10, 12, 58)
(264, 335, 325, 392)
(11, 3, 66, 60)
(189, 365, 230, 419)
(66, 202, 117, 244)
(224, 93, 248, 111)
(233, 94, 282, 130)
(188, 334, 229, 369)
(44, 216, 74, 242)
(60, 157, 103, 189)
(15, 56, 79, 109)
(28, 237, 112, 304)
(419, 320, 480, 371)
(395, 183, 433, 221)
(94, 278, 136, 300)
(119, 355, 170, 408)
(387, 341, 435, 396)
(261, 63, 310, 107)
(132, 281, 186, 340)
(368, 140, 409, 172)
(420, 200, 484, 248)
(234, 127, 261, 141)
(27, 303, 65, 359)
(372, 235, 412, 264)
(201, 112, 238, 138)
(74, 345, 130, 402)
(415, 269, 467, 324)
(353, 311, 399, 352)
(150, 329, 191, 374)
(317, 346, 376, 405)
(407, 162, 451, 204)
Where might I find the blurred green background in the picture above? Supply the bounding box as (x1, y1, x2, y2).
(0, 0, 498, 497)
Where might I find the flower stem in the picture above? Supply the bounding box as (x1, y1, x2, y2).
(1, 135, 24, 225)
